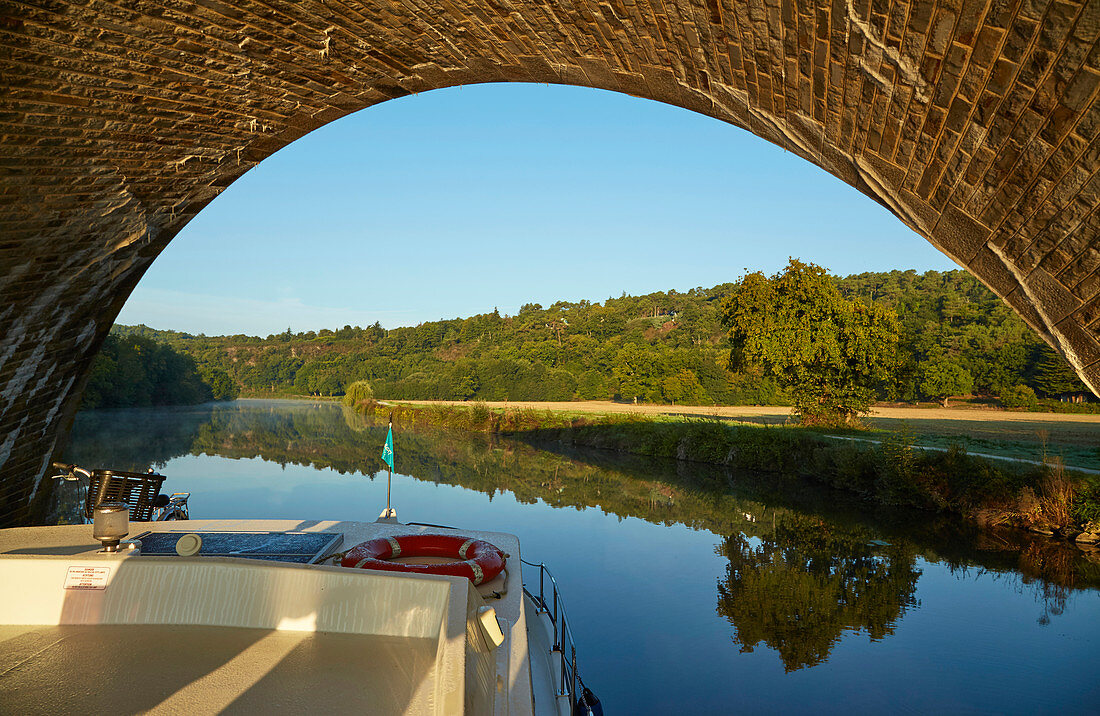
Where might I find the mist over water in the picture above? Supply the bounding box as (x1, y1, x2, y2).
(54, 400, 1100, 712)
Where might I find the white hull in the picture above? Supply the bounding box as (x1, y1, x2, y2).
(0, 519, 573, 715)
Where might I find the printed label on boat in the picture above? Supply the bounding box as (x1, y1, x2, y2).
(63, 566, 111, 590)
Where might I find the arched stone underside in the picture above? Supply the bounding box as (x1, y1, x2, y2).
(1, 0, 1099, 524)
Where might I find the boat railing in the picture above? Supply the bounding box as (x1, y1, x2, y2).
(521, 558, 579, 704)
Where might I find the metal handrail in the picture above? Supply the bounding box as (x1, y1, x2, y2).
(521, 558, 580, 704)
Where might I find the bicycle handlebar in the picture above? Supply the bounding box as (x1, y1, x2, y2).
(51, 462, 91, 479)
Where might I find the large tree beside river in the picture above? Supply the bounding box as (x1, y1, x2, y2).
(720, 260, 900, 424)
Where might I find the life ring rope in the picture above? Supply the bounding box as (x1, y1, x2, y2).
(341, 533, 507, 586)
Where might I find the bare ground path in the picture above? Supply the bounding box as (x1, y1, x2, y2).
(396, 399, 1100, 424)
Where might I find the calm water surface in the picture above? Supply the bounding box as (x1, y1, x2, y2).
(53, 400, 1100, 713)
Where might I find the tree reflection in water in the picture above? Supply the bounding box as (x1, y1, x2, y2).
(716, 514, 920, 671)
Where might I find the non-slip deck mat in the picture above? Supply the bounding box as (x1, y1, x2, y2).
(132, 531, 342, 564)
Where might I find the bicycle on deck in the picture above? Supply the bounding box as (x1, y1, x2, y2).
(51, 462, 191, 522)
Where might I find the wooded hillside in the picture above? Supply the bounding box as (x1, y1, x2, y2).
(81, 334, 238, 409)
(111, 269, 1091, 407)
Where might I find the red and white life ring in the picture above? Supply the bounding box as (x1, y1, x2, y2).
(341, 533, 507, 586)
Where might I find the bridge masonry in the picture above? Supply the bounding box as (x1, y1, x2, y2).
(1, 0, 1099, 524)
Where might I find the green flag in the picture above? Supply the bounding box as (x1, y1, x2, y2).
(381, 423, 394, 471)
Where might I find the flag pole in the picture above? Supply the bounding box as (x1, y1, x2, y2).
(379, 411, 397, 522)
(386, 414, 392, 516)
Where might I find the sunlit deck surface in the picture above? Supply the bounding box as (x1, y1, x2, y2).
(0, 520, 537, 715)
(0, 625, 437, 713)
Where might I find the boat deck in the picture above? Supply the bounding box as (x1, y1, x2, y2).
(0, 519, 538, 715)
(0, 624, 438, 713)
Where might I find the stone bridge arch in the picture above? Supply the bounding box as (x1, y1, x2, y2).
(2, 1, 1099, 523)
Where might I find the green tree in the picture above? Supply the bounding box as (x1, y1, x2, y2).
(80, 335, 215, 409)
(917, 353, 973, 407)
(1000, 384, 1038, 410)
(199, 366, 239, 401)
(313, 373, 344, 397)
(1030, 345, 1087, 397)
(613, 343, 662, 402)
(457, 373, 480, 400)
(721, 259, 899, 424)
(343, 380, 374, 406)
(661, 368, 707, 405)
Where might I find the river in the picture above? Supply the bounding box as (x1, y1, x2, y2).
(51, 400, 1100, 713)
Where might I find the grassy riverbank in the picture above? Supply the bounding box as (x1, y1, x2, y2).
(392, 399, 1100, 470)
(353, 399, 1100, 539)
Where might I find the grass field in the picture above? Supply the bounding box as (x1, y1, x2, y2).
(395, 400, 1100, 471)
(859, 417, 1100, 471)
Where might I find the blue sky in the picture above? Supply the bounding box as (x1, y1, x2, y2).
(117, 83, 959, 336)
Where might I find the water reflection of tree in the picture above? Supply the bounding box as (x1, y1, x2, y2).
(63, 404, 215, 471)
(1012, 541, 1073, 626)
(716, 512, 921, 671)
(949, 529, 1100, 626)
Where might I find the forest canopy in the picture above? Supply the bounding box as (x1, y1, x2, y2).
(103, 268, 1092, 409)
(82, 334, 238, 409)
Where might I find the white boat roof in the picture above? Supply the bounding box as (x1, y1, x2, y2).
(0, 519, 540, 715)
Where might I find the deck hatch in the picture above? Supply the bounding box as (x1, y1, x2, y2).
(132, 531, 342, 564)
